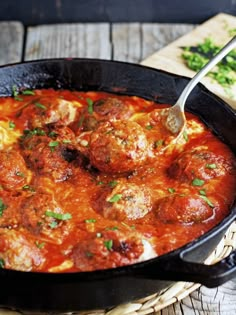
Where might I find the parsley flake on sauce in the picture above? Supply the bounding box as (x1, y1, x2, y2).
(85, 218, 96, 223)
(35, 102, 47, 110)
(9, 121, 15, 129)
(168, 188, 176, 194)
(0, 258, 5, 268)
(0, 199, 7, 217)
(200, 195, 214, 208)
(22, 90, 35, 96)
(108, 194, 122, 203)
(35, 241, 45, 249)
(108, 180, 118, 188)
(45, 211, 72, 221)
(104, 239, 113, 251)
(192, 178, 205, 187)
(206, 163, 217, 169)
(183, 130, 189, 142)
(86, 98, 94, 114)
(48, 141, 59, 152)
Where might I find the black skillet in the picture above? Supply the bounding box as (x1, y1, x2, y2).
(0, 59, 236, 313)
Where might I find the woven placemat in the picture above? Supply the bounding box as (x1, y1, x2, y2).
(0, 221, 235, 315)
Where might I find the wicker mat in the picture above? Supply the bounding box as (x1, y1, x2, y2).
(0, 221, 235, 315)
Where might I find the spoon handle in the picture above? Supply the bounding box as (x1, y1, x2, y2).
(176, 35, 236, 110)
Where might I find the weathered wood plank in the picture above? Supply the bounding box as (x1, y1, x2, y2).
(24, 23, 111, 60)
(141, 23, 195, 60)
(0, 21, 24, 66)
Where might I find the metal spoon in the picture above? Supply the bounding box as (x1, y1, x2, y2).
(162, 35, 236, 140)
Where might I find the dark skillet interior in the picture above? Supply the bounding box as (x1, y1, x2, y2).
(0, 59, 235, 313)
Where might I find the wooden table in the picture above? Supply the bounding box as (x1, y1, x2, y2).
(0, 21, 236, 315)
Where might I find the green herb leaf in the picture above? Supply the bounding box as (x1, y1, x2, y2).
(0, 258, 5, 268)
(168, 188, 175, 194)
(9, 121, 15, 129)
(154, 139, 164, 148)
(48, 141, 59, 152)
(48, 131, 58, 138)
(35, 241, 45, 249)
(104, 239, 113, 251)
(22, 185, 35, 192)
(35, 102, 47, 110)
(22, 90, 35, 95)
(97, 181, 104, 186)
(108, 194, 122, 203)
(200, 195, 214, 208)
(62, 139, 71, 144)
(192, 178, 205, 186)
(49, 221, 58, 229)
(206, 163, 217, 169)
(145, 125, 153, 130)
(105, 226, 119, 231)
(12, 85, 19, 97)
(199, 189, 207, 196)
(108, 181, 118, 188)
(15, 171, 25, 177)
(183, 130, 188, 142)
(14, 96, 23, 101)
(0, 199, 7, 217)
(86, 98, 94, 114)
(85, 218, 96, 223)
(45, 211, 72, 221)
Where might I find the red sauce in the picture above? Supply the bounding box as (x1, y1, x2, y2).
(0, 89, 235, 272)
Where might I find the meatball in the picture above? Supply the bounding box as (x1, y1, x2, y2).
(21, 193, 72, 244)
(0, 191, 23, 228)
(93, 97, 133, 120)
(155, 194, 214, 224)
(0, 149, 30, 190)
(19, 98, 78, 129)
(168, 147, 234, 182)
(95, 181, 152, 220)
(89, 121, 149, 173)
(0, 229, 45, 271)
(22, 132, 78, 182)
(72, 229, 155, 271)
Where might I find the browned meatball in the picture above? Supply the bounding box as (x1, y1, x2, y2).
(155, 194, 214, 224)
(95, 181, 152, 220)
(21, 193, 72, 244)
(0, 150, 30, 190)
(0, 229, 45, 271)
(21, 131, 79, 182)
(0, 191, 23, 228)
(93, 97, 133, 120)
(89, 121, 149, 173)
(72, 229, 155, 271)
(168, 147, 234, 182)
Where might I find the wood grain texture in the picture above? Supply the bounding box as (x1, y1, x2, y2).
(0, 22, 24, 66)
(24, 23, 111, 60)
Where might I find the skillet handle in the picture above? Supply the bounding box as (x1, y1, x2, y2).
(141, 249, 236, 287)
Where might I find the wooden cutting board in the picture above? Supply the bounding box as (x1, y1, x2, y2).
(141, 13, 236, 110)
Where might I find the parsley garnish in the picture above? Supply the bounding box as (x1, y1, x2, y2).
(86, 98, 94, 114)
(145, 125, 153, 130)
(206, 163, 217, 169)
(154, 139, 164, 148)
(192, 178, 205, 186)
(35, 102, 47, 110)
(200, 195, 214, 208)
(108, 181, 118, 188)
(35, 241, 45, 249)
(0, 199, 7, 217)
(0, 258, 5, 268)
(183, 130, 188, 142)
(85, 218, 96, 223)
(22, 90, 35, 95)
(9, 121, 15, 129)
(199, 189, 206, 196)
(168, 188, 175, 194)
(108, 194, 122, 203)
(45, 211, 72, 221)
(22, 185, 35, 192)
(104, 240, 113, 251)
(15, 171, 25, 177)
(48, 141, 59, 152)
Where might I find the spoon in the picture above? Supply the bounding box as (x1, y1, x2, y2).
(162, 35, 236, 141)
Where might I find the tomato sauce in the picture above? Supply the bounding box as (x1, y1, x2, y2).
(0, 89, 235, 272)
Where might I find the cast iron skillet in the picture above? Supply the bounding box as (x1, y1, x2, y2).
(0, 59, 236, 313)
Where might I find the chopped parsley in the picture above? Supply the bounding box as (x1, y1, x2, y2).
(199, 189, 207, 196)
(108, 194, 122, 203)
(49, 221, 58, 229)
(22, 90, 35, 95)
(45, 211, 72, 221)
(206, 163, 217, 169)
(200, 195, 214, 208)
(168, 188, 176, 194)
(182, 38, 236, 92)
(104, 239, 113, 251)
(15, 171, 25, 177)
(154, 139, 164, 148)
(12, 85, 19, 97)
(9, 121, 15, 129)
(108, 180, 118, 188)
(183, 130, 188, 142)
(62, 139, 71, 144)
(0, 199, 7, 217)
(48, 141, 59, 152)
(22, 185, 35, 192)
(85, 218, 96, 223)
(145, 124, 153, 130)
(35, 102, 47, 110)
(105, 226, 119, 231)
(35, 241, 45, 249)
(86, 98, 94, 114)
(192, 178, 205, 187)
(0, 258, 5, 268)
(21, 128, 46, 139)
(48, 131, 58, 138)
